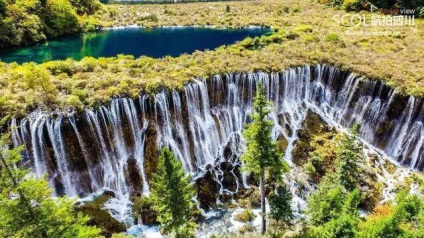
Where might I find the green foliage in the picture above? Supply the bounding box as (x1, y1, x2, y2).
(343, 0, 367, 11)
(303, 132, 337, 181)
(336, 124, 364, 191)
(111, 234, 132, 238)
(150, 148, 197, 237)
(71, 0, 101, 14)
(5, 63, 59, 111)
(323, 0, 344, 8)
(0, 0, 423, 117)
(240, 83, 288, 178)
(359, 190, 424, 237)
(44, 0, 79, 37)
(325, 33, 340, 42)
(293, 5, 301, 13)
(306, 174, 360, 237)
(0, 0, 101, 48)
(234, 209, 256, 222)
(308, 212, 359, 238)
(268, 185, 293, 226)
(0, 132, 101, 238)
(241, 83, 289, 234)
(306, 175, 345, 225)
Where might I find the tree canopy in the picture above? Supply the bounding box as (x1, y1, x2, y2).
(0, 128, 101, 238)
(150, 148, 197, 237)
(240, 82, 289, 234)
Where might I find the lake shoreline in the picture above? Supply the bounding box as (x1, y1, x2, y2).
(0, 27, 269, 64)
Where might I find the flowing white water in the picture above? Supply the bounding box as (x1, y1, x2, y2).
(10, 65, 424, 225)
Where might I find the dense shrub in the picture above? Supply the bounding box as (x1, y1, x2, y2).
(325, 33, 340, 42)
(71, 0, 101, 14)
(44, 0, 79, 37)
(343, 0, 367, 11)
(0, 0, 101, 48)
(234, 209, 256, 222)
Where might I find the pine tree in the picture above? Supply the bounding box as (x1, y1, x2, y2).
(336, 124, 363, 191)
(0, 127, 101, 237)
(150, 148, 197, 238)
(240, 82, 288, 234)
(268, 185, 293, 227)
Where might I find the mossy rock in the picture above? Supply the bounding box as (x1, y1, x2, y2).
(76, 192, 126, 238)
(358, 169, 384, 211)
(237, 187, 261, 208)
(383, 160, 397, 174)
(277, 134, 289, 153)
(144, 123, 159, 181)
(132, 195, 158, 226)
(234, 209, 256, 223)
(292, 110, 330, 166)
(238, 224, 255, 234)
(195, 167, 220, 210)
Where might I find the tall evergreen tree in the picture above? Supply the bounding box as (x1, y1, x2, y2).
(0, 126, 101, 237)
(150, 148, 197, 238)
(336, 124, 363, 191)
(240, 82, 288, 234)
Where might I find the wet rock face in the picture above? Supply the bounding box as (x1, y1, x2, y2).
(125, 158, 143, 193)
(76, 192, 126, 238)
(11, 65, 424, 213)
(220, 161, 238, 193)
(143, 123, 159, 181)
(277, 134, 289, 154)
(132, 195, 158, 226)
(195, 166, 220, 210)
(237, 187, 261, 208)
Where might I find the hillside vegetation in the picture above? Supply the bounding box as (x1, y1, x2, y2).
(0, 0, 423, 117)
(0, 0, 102, 48)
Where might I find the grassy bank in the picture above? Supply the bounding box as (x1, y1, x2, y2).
(0, 0, 423, 117)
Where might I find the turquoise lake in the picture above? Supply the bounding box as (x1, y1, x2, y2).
(0, 27, 270, 64)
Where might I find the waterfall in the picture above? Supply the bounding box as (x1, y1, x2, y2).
(10, 65, 424, 210)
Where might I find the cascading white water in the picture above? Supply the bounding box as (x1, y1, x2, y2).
(10, 65, 424, 221)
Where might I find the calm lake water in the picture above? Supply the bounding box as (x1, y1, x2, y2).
(0, 27, 270, 64)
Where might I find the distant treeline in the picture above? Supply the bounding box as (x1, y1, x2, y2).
(0, 0, 101, 49)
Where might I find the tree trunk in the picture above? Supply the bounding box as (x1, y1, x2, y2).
(260, 170, 266, 235)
